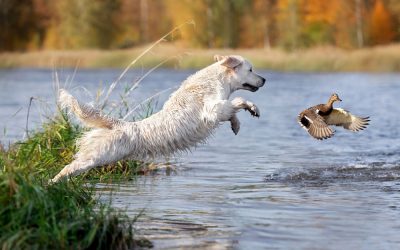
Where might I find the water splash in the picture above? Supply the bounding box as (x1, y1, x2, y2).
(265, 163, 400, 183)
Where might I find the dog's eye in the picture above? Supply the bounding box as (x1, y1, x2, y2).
(249, 68, 253, 72)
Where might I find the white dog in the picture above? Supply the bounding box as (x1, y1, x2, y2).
(50, 55, 265, 182)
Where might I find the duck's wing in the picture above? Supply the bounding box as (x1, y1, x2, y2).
(325, 108, 370, 132)
(298, 109, 334, 140)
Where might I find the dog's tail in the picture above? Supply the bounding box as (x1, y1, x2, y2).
(58, 89, 120, 129)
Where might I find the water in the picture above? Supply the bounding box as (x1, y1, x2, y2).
(1, 68, 400, 249)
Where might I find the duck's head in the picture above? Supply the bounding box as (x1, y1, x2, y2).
(329, 93, 342, 103)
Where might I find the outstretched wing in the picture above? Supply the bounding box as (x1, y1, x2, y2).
(325, 108, 370, 132)
(298, 109, 334, 140)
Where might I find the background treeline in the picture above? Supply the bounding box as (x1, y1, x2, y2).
(1, 0, 399, 52)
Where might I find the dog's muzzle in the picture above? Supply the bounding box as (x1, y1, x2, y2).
(242, 77, 266, 92)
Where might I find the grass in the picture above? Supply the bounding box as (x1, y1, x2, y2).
(0, 48, 166, 248)
(0, 113, 153, 249)
(0, 54, 165, 248)
(0, 26, 200, 249)
(1, 43, 400, 72)
(0, 171, 137, 249)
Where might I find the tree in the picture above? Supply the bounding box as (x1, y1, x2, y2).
(355, 0, 364, 47)
(238, 0, 277, 48)
(276, 0, 302, 50)
(301, 0, 338, 47)
(165, 0, 204, 47)
(369, 0, 396, 45)
(387, 0, 400, 40)
(56, 0, 122, 49)
(332, 0, 357, 49)
(166, 0, 248, 48)
(0, 0, 46, 51)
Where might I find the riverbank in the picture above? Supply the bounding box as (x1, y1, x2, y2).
(0, 113, 153, 249)
(1, 44, 400, 72)
(0, 42, 161, 247)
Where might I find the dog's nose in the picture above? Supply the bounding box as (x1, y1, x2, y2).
(261, 77, 266, 86)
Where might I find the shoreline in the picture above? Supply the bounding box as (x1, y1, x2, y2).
(1, 44, 400, 72)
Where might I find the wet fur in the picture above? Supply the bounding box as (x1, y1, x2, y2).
(50, 55, 265, 182)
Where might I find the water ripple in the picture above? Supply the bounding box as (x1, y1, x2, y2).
(265, 163, 400, 183)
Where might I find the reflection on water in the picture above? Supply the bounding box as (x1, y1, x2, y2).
(1, 69, 400, 249)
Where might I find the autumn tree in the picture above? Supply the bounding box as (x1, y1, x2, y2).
(331, 0, 358, 49)
(116, 0, 170, 48)
(166, 0, 246, 48)
(1, 0, 400, 51)
(369, 0, 396, 45)
(301, 0, 338, 47)
(165, 0, 206, 47)
(239, 0, 277, 48)
(276, 0, 303, 50)
(55, 0, 122, 49)
(0, 0, 48, 51)
(388, 0, 400, 40)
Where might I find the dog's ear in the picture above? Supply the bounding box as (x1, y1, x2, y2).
(220, 56, 242, 69)
(214, 55, 226, 62)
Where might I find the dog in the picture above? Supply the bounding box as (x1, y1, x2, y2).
(50, 55, 266, 182)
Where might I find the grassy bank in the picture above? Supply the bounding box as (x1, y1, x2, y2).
(0, 113, 152, 249)
(1, 43, 400, 72)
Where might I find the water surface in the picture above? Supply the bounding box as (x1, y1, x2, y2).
(1, 68, 400, 249)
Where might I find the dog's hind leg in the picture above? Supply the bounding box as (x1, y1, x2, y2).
(49, 159, 96, 183)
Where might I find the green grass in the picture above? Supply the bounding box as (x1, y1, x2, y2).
(0, 113, 152, 249)
(0, 30, 190, 249)
(0, 171, 139, 249)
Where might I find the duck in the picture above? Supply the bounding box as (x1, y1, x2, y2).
(298, 93, 370, 140)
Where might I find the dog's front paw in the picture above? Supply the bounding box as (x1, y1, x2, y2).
(247, 103, 260, 117)
(230, 115, 240, 135)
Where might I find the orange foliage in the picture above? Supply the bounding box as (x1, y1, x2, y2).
(302, 0, 339, 25)
(165, 0, 203, 46)
(333, 0, 358, 49)
(1, 0, 400, 51)
(238, 0, 272, 48)
(370, 0, 396, 45)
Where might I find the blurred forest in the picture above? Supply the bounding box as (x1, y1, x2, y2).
(1, 0, 399, 52)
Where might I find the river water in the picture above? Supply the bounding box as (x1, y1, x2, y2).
(1, 68, 400, 249)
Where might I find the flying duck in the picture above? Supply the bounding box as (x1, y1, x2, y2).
(298, 93, 370, 140)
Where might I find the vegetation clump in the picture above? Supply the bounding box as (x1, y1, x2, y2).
(0, 113, 151, 249)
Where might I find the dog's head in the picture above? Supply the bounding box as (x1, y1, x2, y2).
(214, 55, 266, 92)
